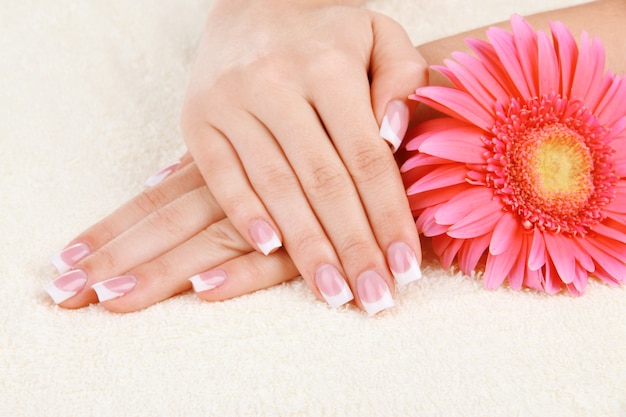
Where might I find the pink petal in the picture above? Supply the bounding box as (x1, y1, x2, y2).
(523, 267, 543, 291)
(440, 58, 497, 110)
(458, 232, 491, 275)
(484, 233, 522, 289)
(406, 164, 469, 195)
(408, 183, 471, 211)
(489, 211, 519, 255)
(569, 266, 588, 295)
(537, 29, 559, 94)
(542, 262, 563, 294)
(511, 14, 539, 97)
(466, 38, 520, 99)
(594, 77, 626, 127)
(487, 26, 532, 99)
(451, 51, 511, 105)
(577, 36, 607, 111)
(417, 206, 450, 237)
(404, 118, 473, 151)
(549, 20, 578, 96)
(448, 198, 503, 239)
(508, 234, 530, 290)
(434, 187, 495, 225)
(543, 233, 576, 284)
(411, 86, 495, 131)
(401, 153, 450, 173)
(578, 238, 626, 279)
(591, 222, 626, 243)
(440, 238, 464, 269)
(527, 228, 546, 271)
(418, 125, 487, 164)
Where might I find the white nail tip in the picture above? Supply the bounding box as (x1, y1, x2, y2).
(189, 274, 226, 293)
(392, 261, 423, 286)
(50, 254, 71, 274)
(380, 115, 402, 153)
(43, 281, 82, 304)
(320, 282, 354, 309)
(361, 291, 395, 316)
(92, 276, 137, 302)
(144, 162, 180, 187)
(257, 234, 282, 256)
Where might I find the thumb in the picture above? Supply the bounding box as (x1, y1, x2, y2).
(369, 12, 428, 152)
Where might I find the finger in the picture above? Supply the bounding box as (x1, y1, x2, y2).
(239, 84, 391, 315)
(189, 107, 355, 309)
(92, 218, 290, 313)
(182, 114, 285, 256)
(47, 184, 225, 308)
(310, 55, 423, 291)
(369, 12, 429, 152)
(50, 162, 205, 273)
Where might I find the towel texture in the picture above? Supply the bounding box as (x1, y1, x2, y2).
(2, 0, 624, 416)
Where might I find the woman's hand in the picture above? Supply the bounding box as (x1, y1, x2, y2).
(44, 162, 299, 313)
(180, 0, 427, 315)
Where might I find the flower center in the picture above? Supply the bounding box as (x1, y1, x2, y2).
(482, 94, 617, 235)
(510, 124, 593, 218)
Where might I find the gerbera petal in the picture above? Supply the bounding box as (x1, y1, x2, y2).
(411, 86, 495, 131)
(578, 36, 607, 111)
(538, 29, 559, 94)
(451, 51, 511, 104)
(549, 20, 578, 96)
(440, 58, 497, 110)
(434, 187, 495, 225)
(440, 238, 465, 269)
(591, 222, 626, 243)
(466, 38, 520, 98)
(418, 125, 487, 164)
(579, 238, 626, 280)
(527, 228, 546, 271)
(487, 26, 532, 99)
(407, 164, 469, 195)
(523, 268, 543, 291)
(448, 198, 503, 239)
(508, 234, 530, 290)
(594, 77, 626, 127)
(408, 183, 471, 211)
(484, 233, 522, 289)
(458, 232, 491, 275)
(511, 14, 539, 97)
(543, 233, 576, 284)
(542, 262, 563, 294)
(489, 211, 519, 255)
(404, 118, 474, 151)
(417, 205, 449, 237)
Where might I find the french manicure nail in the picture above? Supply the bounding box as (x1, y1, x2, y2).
(379, 99, 409, 153)
(144, 162, 180, 187)
(92, 275, 138, 302)
(50, 242, 91, 274)
(387, 242, 422, 286)
(356, 270, 395, 316)
(249, 219, 282, 255)
(189, 269, 227, 292)
(314, 264, 354, 308)
(43, 269, 88, 304)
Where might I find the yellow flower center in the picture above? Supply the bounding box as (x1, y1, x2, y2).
(530, 126, 593, 214)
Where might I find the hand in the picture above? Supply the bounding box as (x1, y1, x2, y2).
(180, 0, 427, 315)
(44, 161, 299, 313)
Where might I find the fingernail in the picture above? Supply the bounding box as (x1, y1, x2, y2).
(379, 99, 409, 153)
(92, 275, 138, 302)
(356, 270, 395, 316)
(314, 264, 354, 308)
(249, 220, 282, 255)
(50, 242, 90, 274)
(189, 269, 227, 292)
(43, 269, 88, 304)
(144, 162, 180, 187)
(387, 242, 422, 286)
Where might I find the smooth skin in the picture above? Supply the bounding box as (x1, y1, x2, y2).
(46, 0, 626, 314)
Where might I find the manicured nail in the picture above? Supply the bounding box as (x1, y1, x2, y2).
(92, 275, 138, 302)
(144, 162, 180, 187)
(356, 270, 395, 316)
(43, 269, 88, 304)
(249, 219, 282, 255)
(387, 242, 422, 286)
(314, 264, 354, 308)
(189, 269, 227, 293)
(379, 100, 409, 153)
(50, 242, 90, 274)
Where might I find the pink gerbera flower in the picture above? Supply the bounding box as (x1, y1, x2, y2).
(401, 15, 626, 295)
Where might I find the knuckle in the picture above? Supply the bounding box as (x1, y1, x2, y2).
(305, 165, 348, 199)
(335, 233, 374, 261)
(134, 187, 170, 218)
(350, 144, 396, 184)
(288, 232, 328, 259)
(200, 221, 250, 253)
